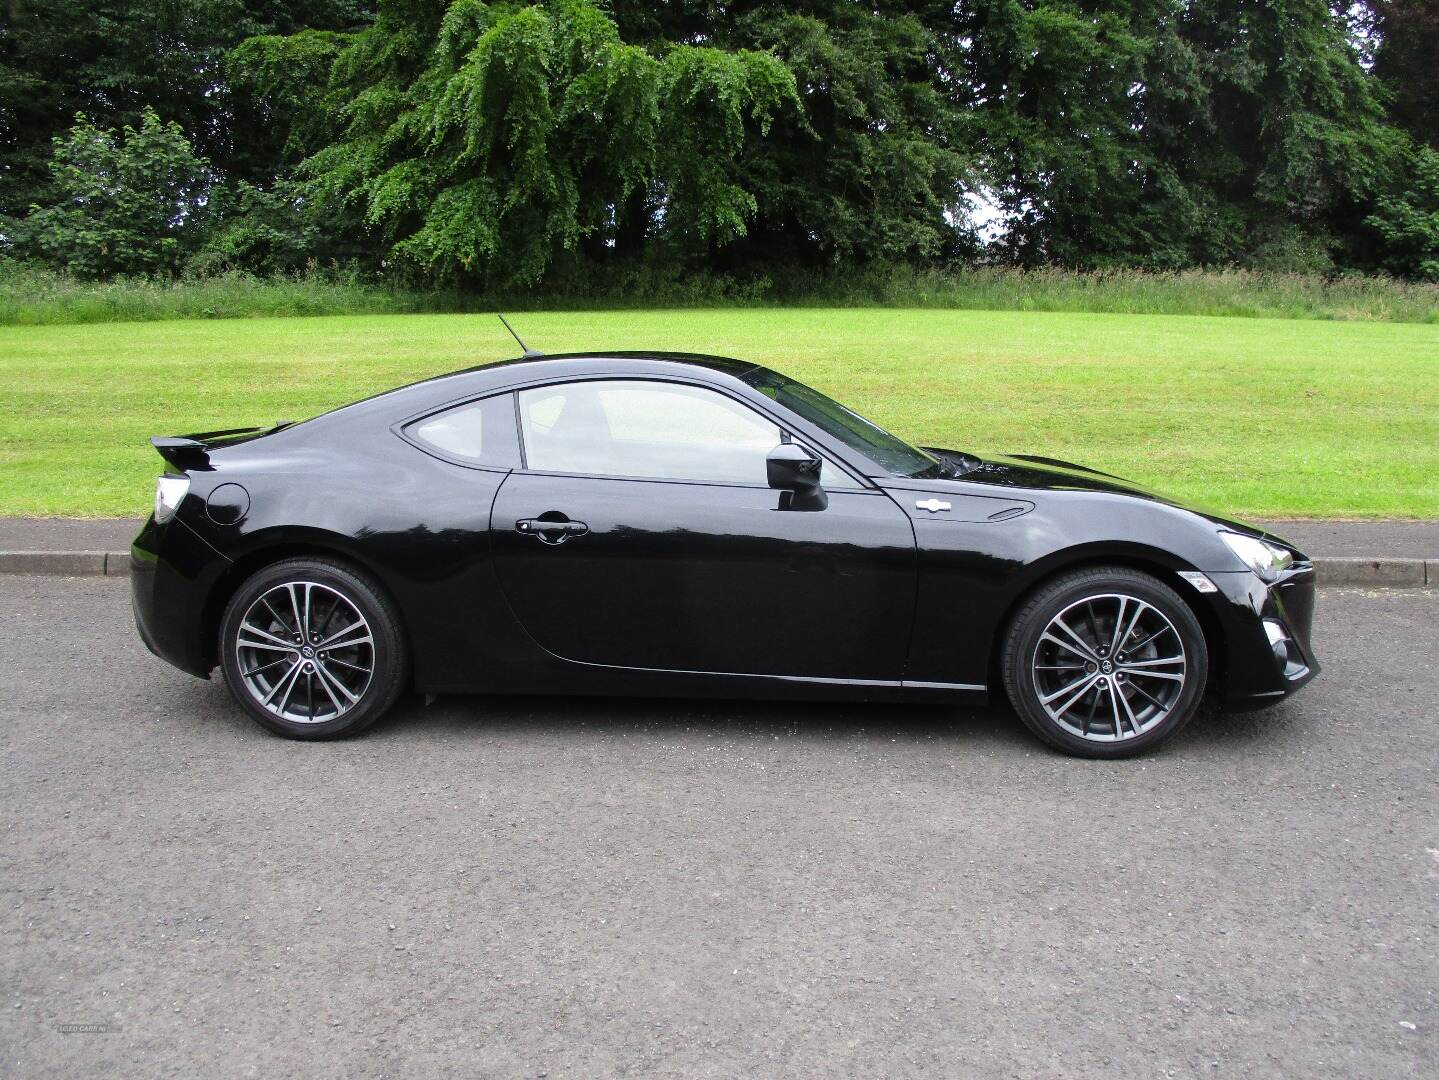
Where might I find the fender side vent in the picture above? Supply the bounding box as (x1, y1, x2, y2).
(988, 506, 1029, 522)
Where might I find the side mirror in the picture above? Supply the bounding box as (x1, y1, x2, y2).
(767, 442, 822, 492)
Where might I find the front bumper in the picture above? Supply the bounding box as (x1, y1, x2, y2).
(130, 515, 232, 679)
(1203, 563, 1320, 709)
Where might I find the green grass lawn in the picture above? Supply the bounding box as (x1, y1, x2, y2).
(1, 308, 1436, 518)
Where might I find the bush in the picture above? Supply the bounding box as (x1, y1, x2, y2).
(0, 261, 1434, 326)
(12, 109, 209, 278)
(1365, 144, 1439, 283)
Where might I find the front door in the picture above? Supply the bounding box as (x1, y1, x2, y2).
(489, 378, 916, 681)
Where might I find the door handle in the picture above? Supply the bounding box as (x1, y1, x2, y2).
(515, 516, 589, 546)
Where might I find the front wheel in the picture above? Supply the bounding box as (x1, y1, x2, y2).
(1001, 567, 1208, 758)
(219, 557, 409, 740)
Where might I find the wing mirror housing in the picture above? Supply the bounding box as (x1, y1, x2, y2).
(767, 442, 828, 511)
(767, 442, 821, 491)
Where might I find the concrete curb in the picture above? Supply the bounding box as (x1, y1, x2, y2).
(0, 551, 130, 577)
(0, 550, 1431, 587)
(1313, 557, 1428, 587)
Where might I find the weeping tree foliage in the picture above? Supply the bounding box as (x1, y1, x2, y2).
(606, 2, 976, 267)
(294, 0, 798, 285)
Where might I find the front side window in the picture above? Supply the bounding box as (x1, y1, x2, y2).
(517, 380, 859, 487)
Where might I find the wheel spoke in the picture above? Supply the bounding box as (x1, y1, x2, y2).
(1041, 673, 1096, 705)
(1083, 685, 1100, 735)
(1113, 599, 1146, 655)
(314, 664, 346, 713)
(1115, 685, 1142, 735)
(1107, 683, 1125, 735)
(1127, 668, 1184, 683)
(286, 584, 305, 640)
(1052, 616, 1097, 661)
(238, 637, 295, 654)
(301, 583, 314, 641)
(1108, 596, 1128, 655)
(1125, 625, 1171, 654)
(315, 661, 359, 705)
(239, 621, 294, 649)
(275, 665, 302, 715)
(1050, 675, 1100, 719)
(260, 661, 303, 706)
(1127, 679, 1167, 710)
(261, 596, 294, 635)
(1121, 655, 1184, 668)
(316, 591, 340, 638)
(1085, 601, 1103, 654)
(242, 655, 291, 679)
(322, 653, 370, 675)
(320, 619, 370, 650)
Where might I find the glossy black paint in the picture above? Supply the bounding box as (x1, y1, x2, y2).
(131, 352, 1318, 711)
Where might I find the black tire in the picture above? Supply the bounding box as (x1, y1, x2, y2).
(219, 557, 409, 740)
(1001, 566, 1208, 759)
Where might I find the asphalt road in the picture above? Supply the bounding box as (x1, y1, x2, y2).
(1, 578, 1435, 1079)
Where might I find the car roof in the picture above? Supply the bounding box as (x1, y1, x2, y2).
(441, 351, 761, 384)
(343, 351, 768, 417)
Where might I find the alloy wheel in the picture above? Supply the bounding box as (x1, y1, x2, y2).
(1030, 592, 1187, 743)
(234, 581, 375, 724)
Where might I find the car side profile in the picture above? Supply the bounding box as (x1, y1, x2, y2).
(131, 351, 1318, 757)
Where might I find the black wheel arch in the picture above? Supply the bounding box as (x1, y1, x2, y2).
(200, 531, 408, 672)
(986, 545, 1227, 706)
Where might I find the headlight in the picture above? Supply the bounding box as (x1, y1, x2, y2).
(1220, 531, 1294, 580)
(154, 475, 189, 523)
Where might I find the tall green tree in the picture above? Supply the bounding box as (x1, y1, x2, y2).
(958, 0, 1400, 270)
(1355, 0, 1439, 150)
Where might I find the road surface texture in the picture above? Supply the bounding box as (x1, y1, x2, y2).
(1, 576, 1435, 1078)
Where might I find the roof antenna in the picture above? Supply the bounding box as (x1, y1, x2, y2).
(497, 314, 542, 358)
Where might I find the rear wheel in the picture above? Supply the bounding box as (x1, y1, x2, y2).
(1002, 567, 1208, 758)
(219, 557, 408, 740)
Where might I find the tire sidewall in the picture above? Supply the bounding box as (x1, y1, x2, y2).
(1005, 570, 1208, 758)
(219, 559, 405, 740)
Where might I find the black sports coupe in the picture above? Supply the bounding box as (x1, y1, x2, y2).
(132, 350, 1318, 757)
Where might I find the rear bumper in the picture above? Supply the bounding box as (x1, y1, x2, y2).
(130, 515, 231, 679)
(1205, 564, 1320, 710)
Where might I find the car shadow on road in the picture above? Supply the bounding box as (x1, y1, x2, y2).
(355, 688, 1298, 758)
(165, 666, 1299, 757)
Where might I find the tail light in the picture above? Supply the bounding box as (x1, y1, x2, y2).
(154, 475, 190, 523)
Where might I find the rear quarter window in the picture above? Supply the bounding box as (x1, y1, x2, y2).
(404, 394, 521, 468)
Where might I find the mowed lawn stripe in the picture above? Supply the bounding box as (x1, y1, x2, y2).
(1, 308, 1435, 518)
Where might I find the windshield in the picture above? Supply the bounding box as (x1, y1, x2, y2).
(743, 369, 946, 479)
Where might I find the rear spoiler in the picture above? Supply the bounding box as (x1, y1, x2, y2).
(151, 436, 214, 470)
(150, 422, 297, 470)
